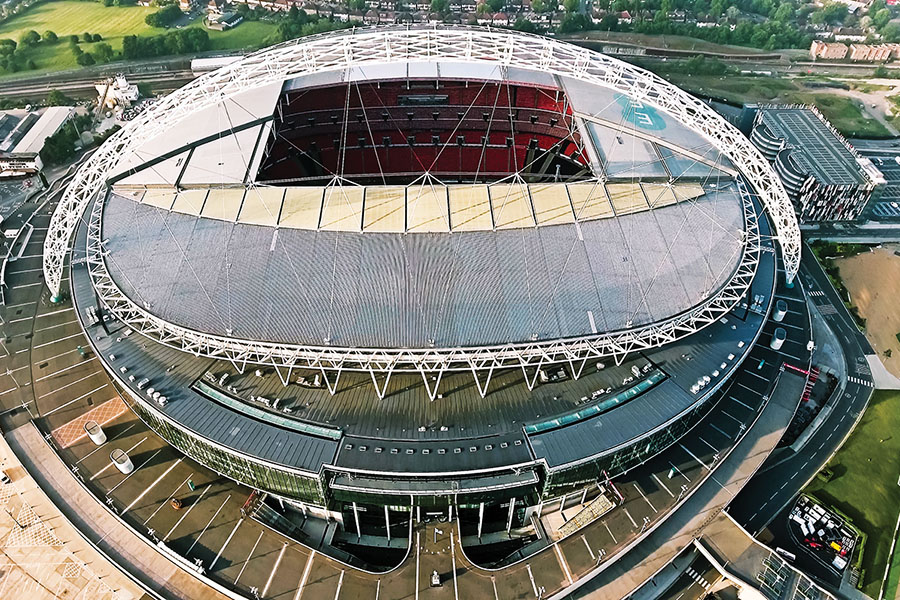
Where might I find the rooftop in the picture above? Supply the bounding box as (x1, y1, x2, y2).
(757, 106, 872, 187)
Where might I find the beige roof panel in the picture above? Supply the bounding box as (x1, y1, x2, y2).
(238, 187, 285, 226)
(363, 186, 406, 232)
(672, 183, 706, 202)
(202, 188, 245, 221)
(491, 183, 535, 229)
(320, 185, 364, 231)
(279, 187, 324, 229)
(141, 189, 176, 210)
(530, 183, 574, 225)
(171, 189, 209, 215)
(641, 183, 678, 209)
(607, 183, 648, 215)
(449, 185, 493, 231)
(567, 182, 613, 221)
(407, 184, 450, 232)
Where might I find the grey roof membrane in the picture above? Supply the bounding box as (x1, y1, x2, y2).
(101, 184, 745, 349)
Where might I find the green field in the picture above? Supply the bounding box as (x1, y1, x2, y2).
(0, 1, 275, 78)
(804, 390, 900, 598)
(660, 72, 892, 138)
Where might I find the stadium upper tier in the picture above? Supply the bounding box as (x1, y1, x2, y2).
(45, 26, 802, 378)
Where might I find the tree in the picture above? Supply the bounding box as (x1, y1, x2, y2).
(26, 59, 36, 69)
(92, 33, 103, 42)
(69, 35, 79, 44)
(0, 39, 16, 56)
(488, 0, 505, 11)
(430, 0, 449, 12)
(94, 42, 114, 62)
(76, 52, 95, 66)
(19, 30, 40, 46)
(513, 17, 536, 31)
(873, 7, 891, 29)
(563, 0, 579, 12)
(145, 4, 182, 27)
(598, 13, 618, 30)
(42, 30, 58, 43)
(46, 89, 73, 106)
(531, 0, 548, 13)
(725, 5, 740, 21)
(82, 32, 93, 43)
(772, 3, 792, 23)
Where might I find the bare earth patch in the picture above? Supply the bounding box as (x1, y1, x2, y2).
(836, 244, 900, 377)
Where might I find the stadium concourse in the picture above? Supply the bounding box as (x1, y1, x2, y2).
(16, 25, 825, 600)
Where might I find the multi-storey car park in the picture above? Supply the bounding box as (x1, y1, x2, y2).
(42, 26, 807, 576)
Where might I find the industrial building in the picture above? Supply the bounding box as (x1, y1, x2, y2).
(750, 105, 884, 221)
(0, 106, 74, 177)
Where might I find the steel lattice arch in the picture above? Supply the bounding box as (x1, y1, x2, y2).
(45, 25, 795, 395)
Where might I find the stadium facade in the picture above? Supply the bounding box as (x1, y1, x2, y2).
(47, 27, 800, 535)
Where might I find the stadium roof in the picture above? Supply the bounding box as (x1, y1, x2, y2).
(46, 26, 799, 383)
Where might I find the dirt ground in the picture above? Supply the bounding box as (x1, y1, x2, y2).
(836, 244, 900, 377)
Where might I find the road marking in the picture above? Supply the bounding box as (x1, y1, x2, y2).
(492, 576, 499, 600)
(144, 473, 192, 525)
(187, 494, 231, 556)
(729, 394, 755, 411)
(4, 301, 35, 309)
(295, 550, 316, 600)
(668, 462, 690, 482)
(163, 483, 211, 542)
(234, 530, 263, 585)
(415, 531, 420, 600)
(76, 424, 136, 464)
(623, 507, 638, 528)
(34, 358, 96, 382)
(38, 371, 102, 398)
(11, 282, 42, 290)
(710, 423, 732, 439)
(697, 436, 718, 454)
(8, 317, 32, 323)
(90, 436, 147, 481)
(679, 444, 710, 470)
(108, 449, 161, 494)
(581, 534, 595, 560)
(331, 569, 344, 600)
(633, 483, 657, 513)
(526, 563, 538, 598)
(122, 457, 182, 515)
(210, 518, 243, 572)
(720, 410, 743, 425)
(652, 473, 674, 498)
(450, 531, 459, 600)
(262, 542, 287, 598)
(553, 543, 574, 584)
(34, 319, 78, 333)
(603, 520, 617, 543)
(33, 332, 83, 349)
(43, 384, 108, 417)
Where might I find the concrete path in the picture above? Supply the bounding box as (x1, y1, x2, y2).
(4, 422, 234, 600)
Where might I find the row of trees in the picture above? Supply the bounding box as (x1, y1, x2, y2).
(121, 28, 211, 59)
(145, 3, 182, 27)
(269, 6, 355, 44)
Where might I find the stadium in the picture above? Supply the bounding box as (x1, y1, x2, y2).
(45, 26, 801, 562)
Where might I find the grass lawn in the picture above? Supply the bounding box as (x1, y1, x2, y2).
(804, 390, 900, 598)
(0, 1, 275, 79)
(662, 73, 800, 104)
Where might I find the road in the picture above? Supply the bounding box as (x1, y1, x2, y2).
(728, 243, 874, 573)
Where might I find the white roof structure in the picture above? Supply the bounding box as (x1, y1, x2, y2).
(45, 26, 799, 393)
(13, 106, 74, 155)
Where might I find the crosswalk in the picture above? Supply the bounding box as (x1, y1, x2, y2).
(685, 566, 712, 590)
(808, 290, 826, 298)
(848, 376, 874, 388)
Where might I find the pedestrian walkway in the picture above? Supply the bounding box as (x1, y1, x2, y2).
(0, 426, 142, 600)
(3, 422, 235, 600)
